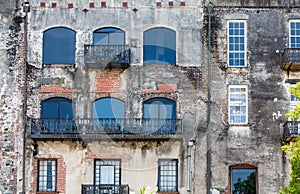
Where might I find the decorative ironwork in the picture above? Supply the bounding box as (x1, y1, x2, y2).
(283, 48, 300, 65)
(30, 118, 183, 139)
(81, 184, 129, 194)
(84, 45, 130, 68)
(283, 121, 300, 142)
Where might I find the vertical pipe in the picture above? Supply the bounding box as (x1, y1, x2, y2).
(206, 2, 213, 194)
(22, 2, 29, 193)
(187, 141, 193, 192)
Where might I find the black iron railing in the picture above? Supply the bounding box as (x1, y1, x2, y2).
(282, 48, 300, 64)
(30, 118, 182, 139)
(82, 184, 129, 194)
(84, 45, 130, 66)
(283, 121, 300, 141)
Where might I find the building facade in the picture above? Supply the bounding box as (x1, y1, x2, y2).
(1, 0, 300, 193)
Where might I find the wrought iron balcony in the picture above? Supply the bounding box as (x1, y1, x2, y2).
(82, 184, 129, 194)
(84, 45, 130, 69)
(282, 48, 300, 70)
(30, 118, 183, 140)
(283, 121, 300, 143)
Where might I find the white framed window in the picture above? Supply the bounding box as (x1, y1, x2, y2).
(158, 159, 178, 192)
(227, 20, 247, 67)
(228, 85, 248, 124)
(289, 20, 300, 48)
(94, 159, 121, 185)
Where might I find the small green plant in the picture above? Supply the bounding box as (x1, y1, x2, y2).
(139, 184, 157, 194)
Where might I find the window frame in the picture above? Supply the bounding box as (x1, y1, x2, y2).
(227, 20, 247, 67)
(289, 20, 300, 48)
(143, 27, 176, 65)
(93, 27, 125, 45)
(37, 159, 57, 192)
(157, 159, 178, 192)
(41, 97, 74, 119)
(229, 163, 258, 194)
(228, 85, 248, 125)
(94, 159, 121, 186)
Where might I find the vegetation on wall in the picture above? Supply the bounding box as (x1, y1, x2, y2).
(281, 83, 300, 194)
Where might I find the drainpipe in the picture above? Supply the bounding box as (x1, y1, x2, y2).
(187, 140, 194, 192)
(21, 1, 30, 193)
(206, 1, 213, 194)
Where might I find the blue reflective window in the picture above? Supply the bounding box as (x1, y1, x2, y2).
(228, 21, 246, 67)
(92, 98, 124, 118)
(93, 27, 125, 45)
(143, 27, 176, 64)
(43, 27, 76, 64)
(41, 97, 74, 119)
(230, 165, 257, 194)
(143, 98, 175, 119)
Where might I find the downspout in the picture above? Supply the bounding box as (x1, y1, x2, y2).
(206, 2, 213, 194)
(21, 1, 30, 193)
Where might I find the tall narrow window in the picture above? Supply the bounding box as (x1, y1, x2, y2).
(228, 21, 246, 67)
(230, 164, 257, 194)
(290, 21, 300, 48)
(229, 85, 248, 124)
(94, 159, 121, 185)
(158, 159, 178, 192)
(144, 27, 176, 65)
(43, 27, 76, 64)
(38, 160, 57, 192)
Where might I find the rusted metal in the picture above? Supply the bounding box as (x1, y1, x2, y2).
(81, 184, 129, 194)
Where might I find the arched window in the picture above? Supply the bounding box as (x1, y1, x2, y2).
(93, 27, 125, 45)
(43, 27, 76, 64)
(143, 27, 176, 65)
(229, 163, 258, 194)
(143, 98, 176, 133)
(92, 98, 125, 132)
(41, 97, 74, 119)
(41, 97, 74, 133)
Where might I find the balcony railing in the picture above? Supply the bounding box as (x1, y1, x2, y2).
(30, 118, 183, 140)
(84, 45, 130, 68)
(82, 184, 129, 194)
(282, 48, 300, 70)
(283, 121, 300, 143)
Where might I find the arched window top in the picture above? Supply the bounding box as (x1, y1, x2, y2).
(93, 27, 125, 45)
(93, 97, 125, 118)
(143, 27, 176, 65)
(43, 27, 76, 64)
(41, 97, 74, 119)
(143, 97, 176, 119)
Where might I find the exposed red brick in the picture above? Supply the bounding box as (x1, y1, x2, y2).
(138, 84, 177, 93)
(40, 85, 76, 93)
(101, 1, 106, 7)
(68, 3, 73, 8)
(168, 1, 174, 6)
(51, 2, 57, 8)
(180, 1, 185, 6)
(95, 71, 122, 93)
(122, 2, 128, 7)
(40, 2, 46, 7)
(156, 2, 162, 7)
(89, 2, 95, 8)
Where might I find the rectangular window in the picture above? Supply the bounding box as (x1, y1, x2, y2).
(94, 159, 121, 185)
(38, 160, 57, 192)
(228, 20, 246, 67)
(158, 159, 178, 192)
(230, 165, 257, 194)
(290, 21, 300, 48)
(229, 85, 248, 124)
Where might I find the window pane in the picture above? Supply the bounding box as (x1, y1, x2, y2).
(95, 160, 121, 186)
(41, 98, 74, 119)
(43, 27, 76, 64)
(144, 27, 176, 64)
(229, 86, 247, 124)
(228, 21, 246, 67)
(93, 98, 124, 119)
(38, 160, 56, 192)
(158, 160, 178, 192)
(232, 169, 256, 194)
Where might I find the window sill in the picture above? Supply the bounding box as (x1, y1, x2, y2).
(157, 192, 179, 194)
(36, 192, 59, 194)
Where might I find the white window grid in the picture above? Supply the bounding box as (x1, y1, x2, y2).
(38, 160, 56, 192)
(289, 20, 300, 48)
(227, 20, 247, 67)
(158, 159, 178, 192)
(94, 159, 120, 186)
(228, 85, 248, 124)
